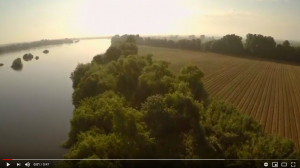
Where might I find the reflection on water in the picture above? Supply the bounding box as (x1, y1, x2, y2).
(11, 67, 23, 71)
(23, 58, 33, 61)
(0, 39, 111, 159)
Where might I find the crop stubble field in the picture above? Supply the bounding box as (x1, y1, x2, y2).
(139, 45, 300, 149)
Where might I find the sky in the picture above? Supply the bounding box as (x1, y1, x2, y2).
(0, 0, 299, 44)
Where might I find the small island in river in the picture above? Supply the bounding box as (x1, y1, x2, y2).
(23, 53, 34, 61)
(11, 58, 23, 70)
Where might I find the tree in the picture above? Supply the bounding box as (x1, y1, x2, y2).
(103, 46, 122, 62)
(119, 42, 138, 56)
(283, 40, 290, 48)
(141, 93, 221, 161)
(207, 34, 244, 54)
(200, 101, 299, 167)
(70, 63, 92, 89)
(178, 65, 208, 103)
(92, 54, 105, 65)
(114, 55, 149, 101)
(222, 34, 244, 54)
(245, 33, 276, 57)
(125, 35, 137, 44)
(132, 61, 175, 108)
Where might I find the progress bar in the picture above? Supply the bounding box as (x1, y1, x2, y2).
(2, 159, 298, 161)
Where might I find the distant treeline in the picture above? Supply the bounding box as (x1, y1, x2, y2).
(0, 38, 73, 54)
(112, 34, 300, 63)
(203, 34, 300, 63)
(112, 34, 202, 51)
(144, 38, 202, 51)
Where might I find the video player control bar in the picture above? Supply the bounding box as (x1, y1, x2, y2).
(3, 159, 298, 168)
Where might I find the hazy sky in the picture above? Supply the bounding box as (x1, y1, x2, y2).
(0, 0, 299, 44)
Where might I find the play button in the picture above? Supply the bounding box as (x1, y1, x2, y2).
(6, 162, 10, 167)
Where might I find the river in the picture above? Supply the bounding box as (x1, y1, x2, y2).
(0, 39, 111, 159)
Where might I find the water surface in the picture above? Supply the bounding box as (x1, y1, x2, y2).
(0, 39, 111, 159)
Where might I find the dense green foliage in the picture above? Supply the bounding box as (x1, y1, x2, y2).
(111, 34, 144, 47)
(207, 34, 244, 54)
(11, 57, 23, 70)
(245, 34, 276, 56)
(0, 63, 3, 66)
(59, 36, 299, 168)
(245, 34, 300, 62)
(0, 39, 73, 54)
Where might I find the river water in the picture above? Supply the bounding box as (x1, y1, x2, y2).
(0, 39, 111, 159)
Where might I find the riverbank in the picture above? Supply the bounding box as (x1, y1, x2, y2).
(0, 39, 74, 55)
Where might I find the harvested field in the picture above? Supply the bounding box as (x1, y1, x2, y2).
(139, 45, 300, 149)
